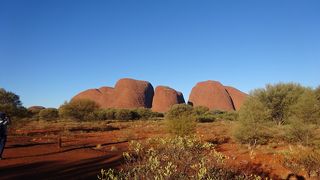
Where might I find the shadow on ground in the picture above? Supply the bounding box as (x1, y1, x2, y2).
(0, 154, 123, 180)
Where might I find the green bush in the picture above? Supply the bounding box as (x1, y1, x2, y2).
(115, 109, 134, 120)
(166, 104, 196, 136)
(285, 118, 316, 146)
(213, 111, 239, 121)
(234, 83, 320, 145)
(234, 97, 273, 145)
(290, 90, 320, 124)
(98, 137, 262, 180)
(0, 88, 28, 118)
(39, 108, 59, 120)
(192, 106, 209, 116)
(58, 99, 99, 121)
(195, 114, 216, 123)
(165, 104, 194, 120)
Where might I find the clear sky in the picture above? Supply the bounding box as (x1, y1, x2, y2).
(1, 0, 320, 108)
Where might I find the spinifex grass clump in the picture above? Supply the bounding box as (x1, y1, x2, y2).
(98, 136, 263, 180)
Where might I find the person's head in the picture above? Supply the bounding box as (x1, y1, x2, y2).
(0, 112, 6, 120)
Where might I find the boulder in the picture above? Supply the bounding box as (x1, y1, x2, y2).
(111, 78, 154, 109)
(225, 86, 248, 111)
(188, 80, 234, 111)
(152, 86, 185, 113)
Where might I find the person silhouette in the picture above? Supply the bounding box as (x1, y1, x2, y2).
(0, 112, 10, 160)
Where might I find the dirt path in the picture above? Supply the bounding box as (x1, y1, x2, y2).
(0, 135, 127, 180)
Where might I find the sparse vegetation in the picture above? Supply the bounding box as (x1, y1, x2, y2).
(98, 136, 262, 180)
(58, 99, 100, 121)
(39, 108, 59, 120)
(165, 104, 196, 136)
(235, 83, 320, 146)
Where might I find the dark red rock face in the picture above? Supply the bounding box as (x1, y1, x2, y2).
(224, 86, 248, 111)
(152, 86, 185, 113)
(188, 80, 235, 111)
(111, 78, 154, 109)
(72, 87, 114, 108)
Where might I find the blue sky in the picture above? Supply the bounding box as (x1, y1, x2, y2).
(0, 0, 320, 108)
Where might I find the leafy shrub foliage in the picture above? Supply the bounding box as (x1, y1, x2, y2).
(235, 83, 320, 145)
(114, 109, 134, 120)
(39, 108, 59, 120)
(58, 99, 99, 121)
(98, 137, 262, 180)
(165, 104, 196, 136)
(0, 88, 28, 118)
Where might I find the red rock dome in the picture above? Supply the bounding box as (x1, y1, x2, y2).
(111, 78, 154, 109)
(188, 80, 234, 111)
(224, 86, 248, 111)
(152, 86, 185, 113)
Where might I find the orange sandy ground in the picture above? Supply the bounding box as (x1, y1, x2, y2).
(0, 121, 299, 180)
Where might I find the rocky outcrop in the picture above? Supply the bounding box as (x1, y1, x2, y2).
(72, 78, 247, 111)
(111, 78, 154, 109)
(72, 87, 114, 108)
(72, 78, 154, 109)
(188, 81, 235, 111)
(225, 86, 248, 111)
(152, 86, 185, 113)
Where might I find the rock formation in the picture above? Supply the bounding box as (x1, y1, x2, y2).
(72, 78, 247, 111)
(72, 87, 114, 108)
(188, 80, 235, 111)
(152, 86, 185, 113)
(72, 78, 154, 109)
(224, 86, 248, 111)
(111, 78, 154, 109)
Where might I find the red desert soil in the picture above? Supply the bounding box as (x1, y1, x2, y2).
(0, 121, 294, 180)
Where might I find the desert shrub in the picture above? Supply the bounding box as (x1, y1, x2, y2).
(235, 83, 320, 145)
(39, 108, 59, 120)
(192, 106, 215, 123)
(165, 104, 196, 136)
(213, 111, 239, 121)
(195, 114, 216, 123)
(165, 104, 194, 120)
(234, 97, 273, 145)
(133, 108, 153, 120)
(0, 88, 28, 118)
(284, 118, 316, 146)
(252, 83, 306, 125)
(58, 99, 99, 121)
(98, 136, 262, 180)
(290, 89, 320, 124)
(282, 148, 320, 178)
(115, 109, 134, 120)
(192, 106, 209, 116)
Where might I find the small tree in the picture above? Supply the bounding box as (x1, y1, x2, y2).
(58, 99, 99, 121)
(234, 97, 272, 145)
(0, 88, 28, 117)
(165, 104, 196, 136)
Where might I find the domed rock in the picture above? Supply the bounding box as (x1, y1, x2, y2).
(225, 86, 248, 111)
(188, 80, 234, 111)
(111, 78, 154, 109)
(152, 86, 185, 113)
(72, 86, 114, 108)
